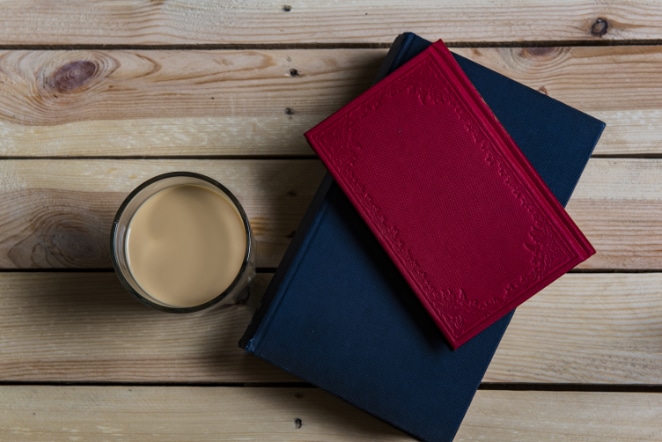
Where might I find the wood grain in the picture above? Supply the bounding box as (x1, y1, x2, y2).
(0, 1, 660, 45)
(486, 273, 662, 384)
(0, 158, 659, 270)
(0, 386, 660, 441)
(459, 390, 662, 441)
(567, 158, 662, 270)
(0, 273, 286, 383)
(0, 47, 661, 156)
(0, 386, 409, 441)
(0, 159, 325, 269)
(0, 272, 660, 384)
(0, 48, 382, 156)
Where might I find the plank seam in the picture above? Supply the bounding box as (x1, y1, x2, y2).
(0, 40, 662, 51)
(479, 383, 662, 393)
(0, 155, 318, 161)
(0, 381, 659, 392)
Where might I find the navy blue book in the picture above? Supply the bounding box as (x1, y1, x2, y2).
(240, 33, 605, 442)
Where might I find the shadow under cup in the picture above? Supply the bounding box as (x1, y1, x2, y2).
(111, 172, 255, 313)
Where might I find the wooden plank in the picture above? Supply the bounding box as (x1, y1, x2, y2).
(0, 1, 660, 45)
(0, 48, 381, 157)
(486, 273, 662, 383)
(567, 158, 662, 270)
(0, 273, 289, 383)
(0, 159, 325, 269)
(0, 385, 409, 441)
(0, 47, 661, 157)
(0, 386, 660, 441)
(0, 158, 659, 270)
(459, 390, 662, 441)
(0, 272, 660, 384)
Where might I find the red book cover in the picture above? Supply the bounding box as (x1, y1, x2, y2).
(305, 40, 595, 349)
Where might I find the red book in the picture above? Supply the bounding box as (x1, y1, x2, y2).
(305, 40, 595, 349)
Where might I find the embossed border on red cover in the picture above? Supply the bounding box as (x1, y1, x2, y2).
(305, 40, 595, 348)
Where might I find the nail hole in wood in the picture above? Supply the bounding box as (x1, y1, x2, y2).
(591, 18, 609, 37)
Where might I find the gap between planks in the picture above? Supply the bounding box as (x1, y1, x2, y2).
(0, 380, 661, 394)
(3, 40, 662, 51)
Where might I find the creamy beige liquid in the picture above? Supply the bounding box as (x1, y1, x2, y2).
(125, 184, 247, 308)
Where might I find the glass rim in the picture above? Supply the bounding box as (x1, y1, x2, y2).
(110, 171, 253, 313)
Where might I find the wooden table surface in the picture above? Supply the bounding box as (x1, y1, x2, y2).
(1, 1, 661, 440)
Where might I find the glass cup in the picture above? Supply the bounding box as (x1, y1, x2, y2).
(111, 172, 255, 313)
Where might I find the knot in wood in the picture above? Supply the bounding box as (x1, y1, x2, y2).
(47, 60, 99, 93)
(523, 47, 555, 57)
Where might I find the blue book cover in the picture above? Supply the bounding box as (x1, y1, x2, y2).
(240, 33, 605, 442)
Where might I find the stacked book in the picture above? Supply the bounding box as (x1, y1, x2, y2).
(240, 33, 605, 442)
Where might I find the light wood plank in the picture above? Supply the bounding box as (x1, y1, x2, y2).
(0, 159, 325, 269)
(0, 386, 408, 441)
(0, 49, 382, 156)
(0, 1, 660, 45)
(1, 47, 661, 157)
(0, 273, 290, 383)
(0, 272, 660, 384)
(486, 273, 662, 383)
(567, 158, 662, 270)
(0, 158, 659, 270)
(0, 386, 660, 441)
(459, 390, 662, 441)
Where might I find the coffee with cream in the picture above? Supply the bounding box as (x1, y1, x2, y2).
(112, 173, 253, 312)
(124, 183, 247, 308)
